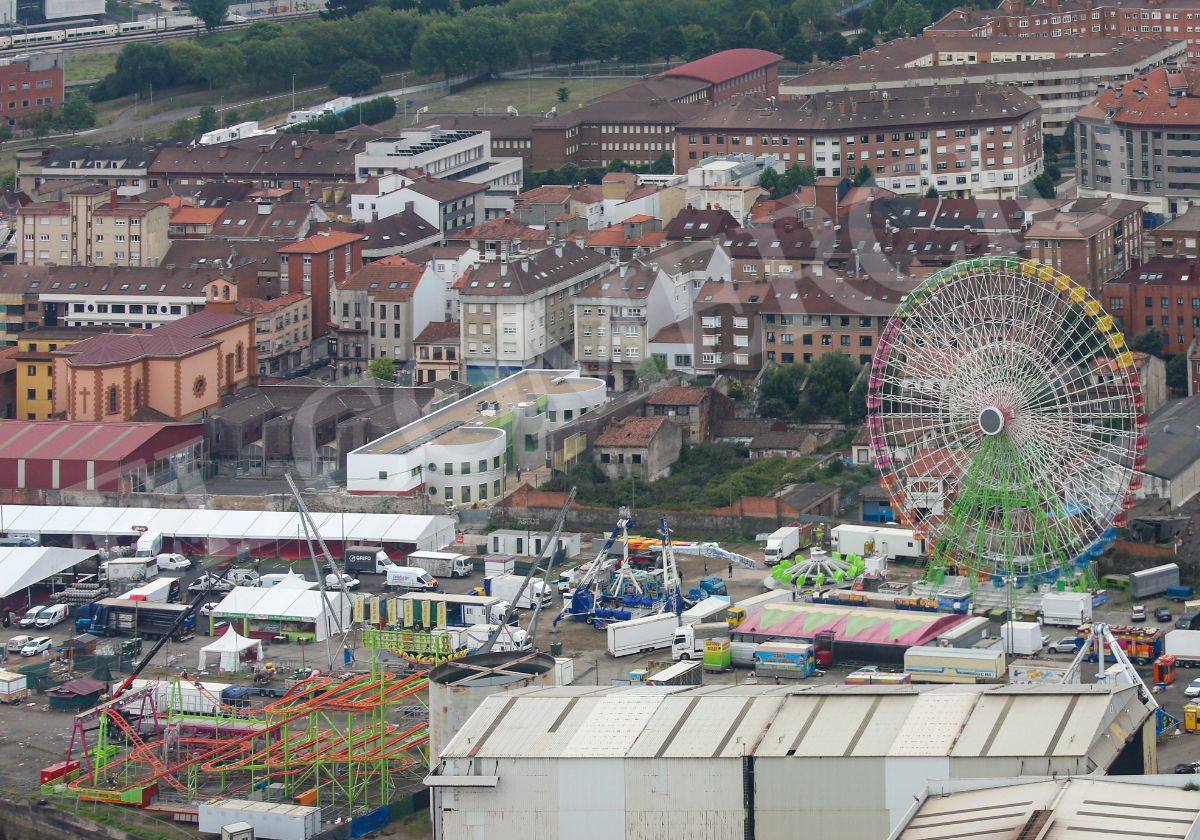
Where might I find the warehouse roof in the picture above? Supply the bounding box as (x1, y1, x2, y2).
(0, 504, 455, 546)
(897, 776, 1200, 840)
(440, 683, 1151, 764)
(0, 421, 201, 462)
(0, 546, 99, 598)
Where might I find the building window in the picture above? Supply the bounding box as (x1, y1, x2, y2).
(107, 385, 119, 415)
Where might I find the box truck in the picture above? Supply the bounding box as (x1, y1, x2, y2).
(1041, 591, 1093, 627)
(133, 531, 162, 558)
(679, 596, 731, 626)
(344, 545, 393, 575)
(464, 623, 531, 653)
(408, 550, 473, 579)
(124, 678, 231, 717)
(1001, 621, 1045, 656)
(726, 589, 798, 628)
(123, 577, 180, 604)
(383, 565, 438, 592)
(607, 612, 679, 657)
(672, 621, 730, 660)
(904, 645, 1006, 683)
(101, 557, 158, 585)
(763, 527, 803, 566)
(1165, 629, 1200, 668)
(483, 574, 551, 609)
(830, 525, 923, 560)
(198, 799, 320, 840)
(1130, 563, 1181, 599)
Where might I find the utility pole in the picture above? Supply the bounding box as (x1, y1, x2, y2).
(291, 74, 296, 111)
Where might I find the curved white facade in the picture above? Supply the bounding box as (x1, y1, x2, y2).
(423, 427, 507, 505)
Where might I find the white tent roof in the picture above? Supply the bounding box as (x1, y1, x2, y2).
(0, 504, 454, 549)
(212, 586, 267, 615)
(213, 586, 346, 622)
(0, 546, 98, 597)
(201, 626, 260, 655)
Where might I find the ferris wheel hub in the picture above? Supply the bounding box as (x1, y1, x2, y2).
(978, 406, 1006, 437)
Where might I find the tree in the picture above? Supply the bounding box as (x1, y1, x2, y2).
(329, 59, 381, 95)
(556, 86, 570, 102)
(650, 153, 674, 174)
(635, 356, 667, 383)
(368, 356, 396, 381)
(168, 118, 196, 142)
(758, 166, 782, 197)
(1132, 329, 1165, 358)
(777, 7, 800, 42)
(902, 2, 931, 35)
(744, 10, 780, 52)
(195, 105, 218, 135)
(1168, 353, 1189, 394)
(924, 186, 938, 198)
(852, 29, 875, 52)
(188, 0, 230, 32)
(816, 31, 849, 62)
(320, 0, 370, 19)
(1032, 171, 1056, 199)
(680, 24, 718, 61)
(853, 164, 873, 186)
(793, 0, 835, 34)
(57, 93, 96, 131)
(781, 34, 813, 64)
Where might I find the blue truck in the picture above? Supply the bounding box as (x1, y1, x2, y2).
(75, 598, 196, 640)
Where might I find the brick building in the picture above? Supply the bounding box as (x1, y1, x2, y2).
(277, 230, 365, 340)
(1105, 256, 1200, 354)
(676, 82, 1043, 198)
(593, 415, 683, 481)
(759, 274, 901, 367)
(692, 280, 769, 379)
(0, 54, 63, 126)
(643, 385, 731, 444)
(1023, 197, 1144, 293)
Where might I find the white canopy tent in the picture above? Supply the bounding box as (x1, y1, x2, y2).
(198, 627, 263, 673)
(212, 586, 350, 643)
(0, 547, 99, 598)
(0, 505, 456, 552)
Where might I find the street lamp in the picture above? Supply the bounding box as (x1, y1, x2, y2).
(291, 74, 297, 111)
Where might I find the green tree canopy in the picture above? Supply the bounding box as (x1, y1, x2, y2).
(368, 356, 396, 380)
(188, 0, 229, 32)
(1132, 329, 1165, 357)
(329, 59, 381, 95)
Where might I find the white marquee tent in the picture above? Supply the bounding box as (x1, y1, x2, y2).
(0, 546, 99, 598)
(198, 627, 263, 673)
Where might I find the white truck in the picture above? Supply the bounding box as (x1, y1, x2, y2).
(1001, 621, 1045, 656)
(829, 524, 923, 560)
(464, 623, 532, 653)
(101, 557, 159, 585)
(383, 565, 439, 592)
(671, 621, 730, 660)
(133, 531, 162, 558)
(408, 550, 473, 579)
(727, 589, 799, 627)
(124, 678, 231, 716)
(763, 527, 803, 566)
(123, 577, 179, 604)
(679, 596, 731, 626)
(607, 612, 679, 657)
(1040, 591, 1093, 627)
(484, 574, 552, 609)
(1165, 629, 1200, 668)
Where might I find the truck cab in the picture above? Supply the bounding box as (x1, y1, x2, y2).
(133, 531, 163, 558)
(384, 566, 438, 592)
(344, 545, 392, 575)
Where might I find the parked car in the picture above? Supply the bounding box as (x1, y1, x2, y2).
(1131, 604, 1147, 623)
(189, 574, 233, 594)
(6, 634, 32, 653)
(1178, 613, 1198, 630)
(18, 606, 46, 628)
(1184, 677, 1200, 698)
(199, 602, 220, 617)
(20, 636, 52, 656)
(155, 553, 191, 571)
(1176, 761, 1200, 774)
(1046, 636, 1079, 654)
(1156, 606, 1173, 622)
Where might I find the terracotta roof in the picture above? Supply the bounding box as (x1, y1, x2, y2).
(237, 293, 308, 315)
(415, 320, 460, 344)
(582, 224, 665, 249)
(338, 256, 426, 301)
(277, 230, 364, 253)
(403, 175, 487, 202)
(455, 216, 549, 243)
(594, 415, 673, 447)
(57, 309, 249, 366)
(1079, 67, 1200, 126)
(647, 386, 708, 407)
(663, 49, 782, 85)
(515, 184, 603, 206)
(649, 319, 692, 345)
(170, 206, 223, 225)
(0, 345, 18, 376)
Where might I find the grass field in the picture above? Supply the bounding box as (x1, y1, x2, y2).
(63, 48, 121, 83)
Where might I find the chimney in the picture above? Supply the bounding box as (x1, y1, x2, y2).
(883, 99, 890, 112)
(619, 263, 628, 277)
(850, 101, 857, 114)
(108, 189, 116, 209)
(575, 235, 585, 248)
(219, 147, 230, 159)
(257, 201, 270, 215)
(838, 102, 846, 115)
(293, 147, 303, 159)
(500, 262, 508, 276)
(555, 243, 563, 258)
(975, 92, 982, 106)
(922, 95, 931, 109)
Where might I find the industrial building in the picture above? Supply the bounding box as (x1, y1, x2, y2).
(428, 683, 1156, 840)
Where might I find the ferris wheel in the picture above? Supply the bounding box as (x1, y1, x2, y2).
(866, 256, 1148, 587)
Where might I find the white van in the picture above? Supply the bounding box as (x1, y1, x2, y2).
(18, 605, 46, 627)
(34, 603, 69, 628)
(383, 566, 438, 592)
(228, 569, 261, 587)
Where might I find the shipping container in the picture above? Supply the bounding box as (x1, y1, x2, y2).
(1165, 629, 1200, 668)
(607, 613, 679, 657)
(1129, 563, 1180, 599)
(123, 577, 180, 604)
(936, 616, 990, 648)
(408, 550, 473, 579)
(198, 799, 321, 840)
(830, 525, 924, 560)
(1041, 591, 1093, 626)
(903, 645, 1006, 683)
(123, 678, 231, 717)
(554, 657, 574, 686)
(679, 596, 731, 626)
(1000, 621, 1044, 656)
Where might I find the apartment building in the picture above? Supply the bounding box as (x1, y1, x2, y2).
(16, 186, 169, 267)
(1105, 256, 1200, 354)
(15, 142, 158, 197)
(277, 230, 365, 339)
(417, 114, 540, 169)
(12, 325, 115, 419)
(0, 268, 43, 342)
(414, 320, 461, 385)
(1023, 197, 1144, 293)
(692, 279, 770, 379)
(930, 0, 1200, 59)
(239, 293, 311, 377)
(574, 240, 730, 390)
(1076, 67, 1200, 215)
(0, 54, 63, 126)
(1151, 206, 1200, 257)
(34, 264, 228, 330)
(760, 275, 899, 367)
(782, 35, 1187, 134)
(329, 255, 441, 367)
(458, 243, 609, 385)
(677, 83, 1043, 198)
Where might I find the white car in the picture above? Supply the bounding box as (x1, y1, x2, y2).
(20, 636, 52, 656)
(6, 634, 32, 653)
(156, 553, 191, 571)
(18, 605, 46, 628)
(1186, 678, 1200, 698)
(199, 602, 219, 616)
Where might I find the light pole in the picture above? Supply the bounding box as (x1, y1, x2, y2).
(291, 74, 296, 111)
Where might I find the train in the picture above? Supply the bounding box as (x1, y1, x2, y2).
(0, 12, 247, 49)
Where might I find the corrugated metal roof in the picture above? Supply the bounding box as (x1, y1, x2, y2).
(438, 683, 1152, 765)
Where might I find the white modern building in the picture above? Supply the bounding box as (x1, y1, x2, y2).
(427, 682, 1156, 840)
(346, 369, 607, 501)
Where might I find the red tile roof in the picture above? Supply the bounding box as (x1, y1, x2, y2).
(338, 257, 426, 300)
(58, 309, 249, 366)
(237, 292, 308, 315)
(662, 49, 782, 85)
(1079, 67, 1200, 127)
(595, 416, 673, 447)
(0, 420, 201, 461)
(170, 206, 223, 225)
(277, 230, 364, 253)
(647, 386, 708, 407)
(415, 320, 460, 344)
